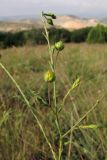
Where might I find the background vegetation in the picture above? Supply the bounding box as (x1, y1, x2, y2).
(0, 24, 107, 48)
(0, 44, 107, 159)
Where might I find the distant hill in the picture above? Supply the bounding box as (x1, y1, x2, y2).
(0, 15, 106, 32)
(0, 15, 40, 32)
(55, 16, 100, 30)
(0, 20, 41, 32)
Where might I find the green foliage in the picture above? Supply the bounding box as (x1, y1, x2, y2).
(71, 27, 92, 42)
(26, 29, 46, 45)
(49, 28, 71, 43)
(0, 27, 92, 49)
(0, 24, 107, 49)
(87, 24, 107, 43)
(1, 31, 26, 48)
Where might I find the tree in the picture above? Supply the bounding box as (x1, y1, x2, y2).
(87, 24, 107, 43)
(70, 27, 91, 43)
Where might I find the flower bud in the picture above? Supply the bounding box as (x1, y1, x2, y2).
(44, 70, 55, 82)
(47, 18, 53, 25)
(51, 14, 56, 19)
(48, 13, 56, 19)
(55, 41, 64, 51)
(43, 13, 56, 19)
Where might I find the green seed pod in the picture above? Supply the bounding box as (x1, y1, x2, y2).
(51, 14, 56, 19)
(44, 70, 55, 82)
(55, 41, 64, 51)
(43, 13, 56, 19)
(47, 13, 56, 19)
(47, 18, 53, 25)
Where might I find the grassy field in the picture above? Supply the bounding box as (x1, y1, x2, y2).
(0, 43, 107, 160)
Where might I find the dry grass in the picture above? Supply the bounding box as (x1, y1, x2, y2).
(0, 43, 107, 159)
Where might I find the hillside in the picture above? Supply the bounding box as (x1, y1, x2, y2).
(0, 15, 106, 32)
(55, 16, 99, 30)
(0, 20, 41, 32)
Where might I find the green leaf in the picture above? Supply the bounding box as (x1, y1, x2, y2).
(0, 110, 11, 127)
(36, 95, 48, 106)
(63, 78, 80, 104)
(78, 124, 107, 129)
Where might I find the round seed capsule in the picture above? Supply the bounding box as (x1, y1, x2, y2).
(55, 41, 64, 51)
(44, 70, 55, 82)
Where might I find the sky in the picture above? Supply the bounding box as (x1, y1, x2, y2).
(0, 0, 107, 18)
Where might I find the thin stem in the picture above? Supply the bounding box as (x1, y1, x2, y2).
(54, 51, 59, 69)
(48, 83, 51, 106)
(53, 62, 63, 160)
(67, 110, 73, 160)
(53, 81, 57, 108)
(42, 14, 63, 160)
(57, 117, 63, 160)
(42, 15, 54, 70)
(0, 62, 57, 160)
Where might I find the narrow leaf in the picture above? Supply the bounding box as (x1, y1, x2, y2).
(79, 124, 106, 129)
(63, 78, 80, 104)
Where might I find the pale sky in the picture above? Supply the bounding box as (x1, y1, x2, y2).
(0, 0, 107, 18)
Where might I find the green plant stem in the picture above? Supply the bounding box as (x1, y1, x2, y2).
(42, 16, 54, 71)
(53, 69, 63, 160)
(62, 93, 107, 138)
(54, 81, 62, 160)
(53, 81, 57, 109)
(0, 62, 57, 160)
(42, 14, 63, 160)
(48, 83, 51, 106)
(54, 51, 59, 69)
